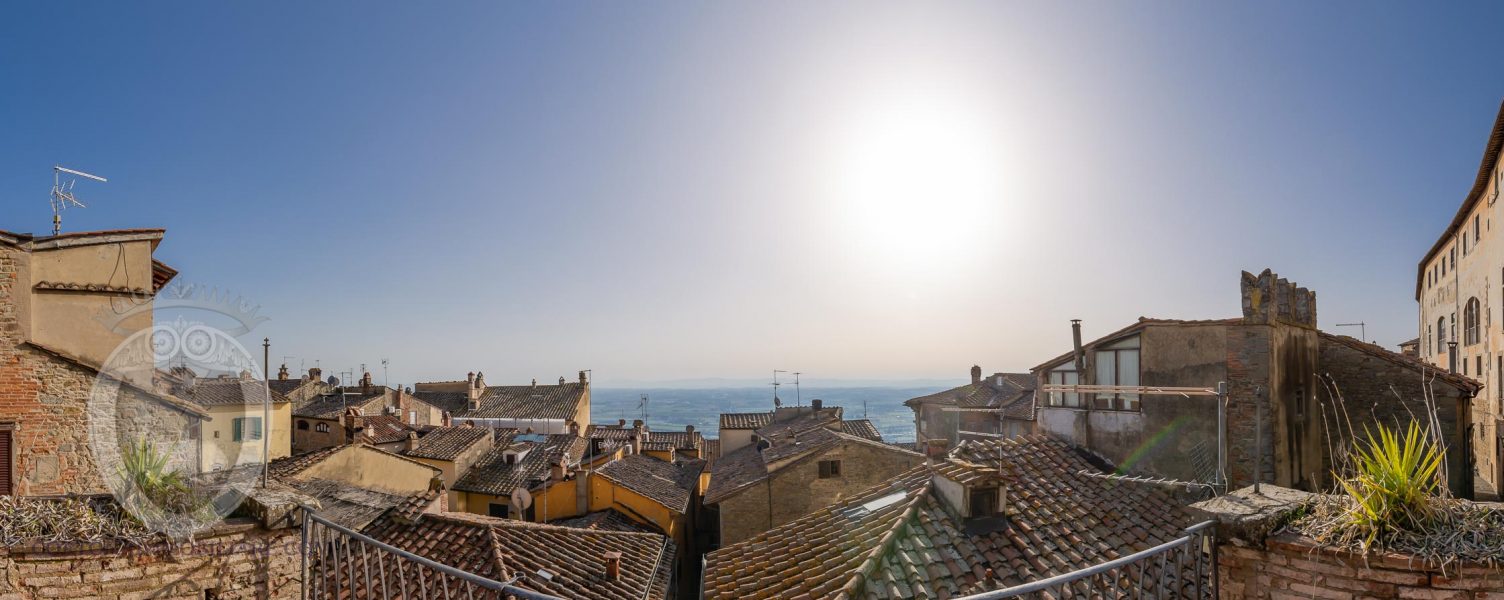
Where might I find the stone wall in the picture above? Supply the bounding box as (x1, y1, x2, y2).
(1319, 335, 1473, 498)
(1, 248, 201, 495)
(1220, 533, 1504, 599)
(0, 519, 300, 600)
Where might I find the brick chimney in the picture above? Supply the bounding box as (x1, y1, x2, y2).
(361, 371, 373, 393)
(277, 364, 289, 380)
(603, 551, 622, 581)
(971, 365, 982, 385)
(442, 410, 453, 427)
(405, 431, 420, 453)
(343, 407, 363, 443)
(579, 370, 588, 385)
(309, 367, 322, 382)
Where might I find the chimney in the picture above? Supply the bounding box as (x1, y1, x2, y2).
(603, 551, 622, 581)
(277, 364, 289, 380)
(970, 365, 981, 385)
(309, 367, 322, 382)
(559, 376, 566, 385)
(685, 424, 694, 434)
(531, 378, 537, 387)
(1071, 319, 1085, 374)
(811, 399, 823, 412)
(568, 421, 581, 436)
(361, 371, 372, 393)
(579, 370, 588, 385)
(405, 431, 420, 453)
(617, 419, 626, 427)
(442, 411, 453, 427)
(468, 371, 483, 409)
(467, 372, 475, 386)
(344, 407, 363, 443)
(550, 459, 567, 481)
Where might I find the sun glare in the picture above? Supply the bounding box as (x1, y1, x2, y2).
(829, 91, 1005, 275)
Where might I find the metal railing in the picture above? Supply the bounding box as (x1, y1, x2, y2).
(954, 520, 1217, 599)
(301, 508, 563, 600)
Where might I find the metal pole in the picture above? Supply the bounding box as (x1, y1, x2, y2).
(1254, 386, 1263, 494)
(263, 337, 271, 488)
(1217, 381, 1227, 492)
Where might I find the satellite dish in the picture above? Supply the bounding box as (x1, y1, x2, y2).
(511, 487, 533, 511)
(327, 376, 340, 386)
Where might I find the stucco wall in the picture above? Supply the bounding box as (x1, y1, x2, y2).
(202, 402, 292, 472)
(297, 445, 437, 495)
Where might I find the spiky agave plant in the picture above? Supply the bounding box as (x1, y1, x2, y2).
(1336, 420, 1444, 548)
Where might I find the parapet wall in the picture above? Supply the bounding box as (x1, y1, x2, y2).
(0, 519, 301, 600)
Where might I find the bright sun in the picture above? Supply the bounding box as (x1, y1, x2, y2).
(829, 91, 1004, 274)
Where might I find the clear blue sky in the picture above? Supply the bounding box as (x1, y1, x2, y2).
(2, 2, 1502, 385)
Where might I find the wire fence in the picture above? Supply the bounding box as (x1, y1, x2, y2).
(301, 509, 562, 600)
(953, 520, 1217, 600)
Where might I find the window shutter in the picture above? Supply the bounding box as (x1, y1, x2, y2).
(0, 429, 11, 496)
(233, 418, 243, 442)
(251, 418, 263, 441)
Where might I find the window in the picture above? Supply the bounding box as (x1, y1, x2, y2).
(1047, 368, 1081, 408)
(297, 420, 309, 431)
(232, 417, 263, 442)
(408, 410, 416, 425)
(968, 487, 999, 518)
(315, 423, 330, 433)
(1094, 336, 1141, 410)
(488, 503, 509, 519)
(1475, 215, 1481, 244)
(817, 460, 842, 478)
(1477, 356, 1483, 377)
(1466, 298, 1482, 346)
(1452, 313, 1458, 345)
(1439, 317, 1447, 347)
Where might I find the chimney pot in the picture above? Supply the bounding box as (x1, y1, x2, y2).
(406, 431, 420, 452)
(632, 419, 644, 429)
(474, 372, 485, 389)
(685, 424, 694, 434)
(277, 364, 289, 380)
(579, 370, 588, 385)
(603, 551, 622, 580)
(970, 365, 982, 385)
(467, 372, 475, 384)
(559, 376, 566, 385)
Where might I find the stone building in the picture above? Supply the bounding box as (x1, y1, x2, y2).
(290, 373, 441, 453)
(267, 364, 333, 403)
(704, 412, 923, 546)
(167, 371, 294, 472)
(399, 424, 495, 507)
(1416, 99, 1504, 494)
(413, 370, 591, 433)
(903, 366, 1035, 449)
(0, 227, 209, 496)
(716, 400, 884, 456)
(703, 436, 1198, 599)
(1033, 269, 1478, 497)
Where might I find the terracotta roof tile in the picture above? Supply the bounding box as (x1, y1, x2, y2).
(414, 382, 588, 421)
(839, 419, 883, 442)
(402, 426, 493, 461)
(720, 412, 773, 430)
(453, 434, 587, 496)
(364, 512, 675, 600)
(703, 436, 1199, 599)
(177, 378, 292, 407)
(595, 454, 704, 514)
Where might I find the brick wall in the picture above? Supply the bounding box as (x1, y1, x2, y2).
(1, 247, 201, 496)
(0, 520, 300, 600)
(1220, 533, 1504, 599)
(1320, 336, 1471, 497)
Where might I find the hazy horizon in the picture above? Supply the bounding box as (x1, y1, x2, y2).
(4, 3, 1502, 384)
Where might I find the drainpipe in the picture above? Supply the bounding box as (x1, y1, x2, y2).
(1450, 341, 1459, 374)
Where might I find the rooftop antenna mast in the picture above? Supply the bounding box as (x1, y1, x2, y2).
(1335, 322, 1367, 342)
(793, 372, 802, 407)
(381, 358, 390, 387)
(772, 370, 787, 408)
(50, 165, 107, 236)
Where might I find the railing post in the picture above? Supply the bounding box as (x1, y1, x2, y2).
(300, 507, 309, 600)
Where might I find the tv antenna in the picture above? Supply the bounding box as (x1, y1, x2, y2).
(1335, 322, 1366, 342)
(381, 358, 390, 387)
(50, 165, 107, 236)
(792, 372, 802, 407)
(772, 370, 787, 408)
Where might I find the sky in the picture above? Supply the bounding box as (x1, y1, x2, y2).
(2, 2, 1503, 386)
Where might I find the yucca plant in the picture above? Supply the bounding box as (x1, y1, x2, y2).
(1336, 420, 1443, 547)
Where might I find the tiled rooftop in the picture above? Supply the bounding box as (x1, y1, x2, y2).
(402, 425, 493, 461)
(359, 415, 415, 445)
(903, 373, 1036, 415)
(594, 454, 705, 514)
(838, 419, 883, 442)
(552, 509, 661, 535)
(452, 434, 587, 496)
(719, 412, 772, 430)
(414, 382, 589, 421)
(704, 436, 1198, 599)
(704, 428, 920, 505)
(176, 378, 292, 407)
(365, 511, 675, 600)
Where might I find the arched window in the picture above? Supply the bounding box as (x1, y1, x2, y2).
(315, 423, 330, 433)
(1466, 298, 1482, 346)
(297, 420, 309, 431)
